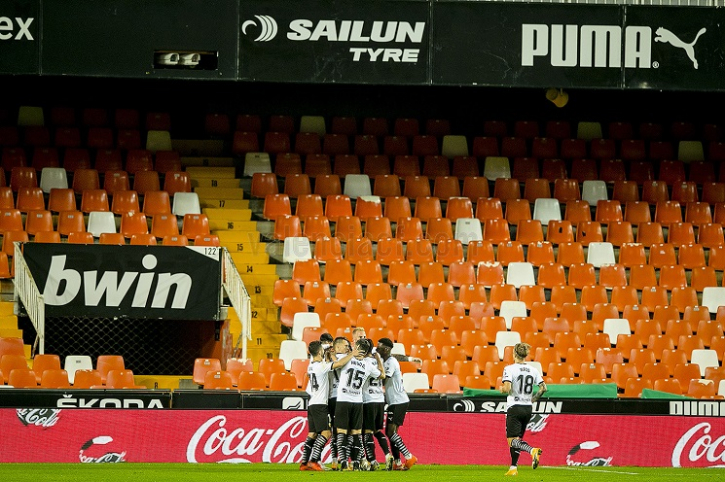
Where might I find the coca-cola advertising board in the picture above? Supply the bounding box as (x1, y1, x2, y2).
(3, 409, 725, 466)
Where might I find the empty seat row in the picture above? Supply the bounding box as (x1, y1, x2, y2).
(0, 127, 172, 154)
(0, 352, 146, 389)
(230, 116, 724, 144)
(2, 166, 191, 199)
(257, 174, 725, 216)
(243, 146, 725, 181)
(266, 193, 725, 235)
(0, 188, 200, 217)
(232, 124, 720, 162)
(231, 114, 453, 137)
(9, 106, 171, 130)
(1, 147, 179, 174)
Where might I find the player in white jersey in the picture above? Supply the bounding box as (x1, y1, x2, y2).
(361, 341, 389, 471)
(376, 337, 417, 471)
(500, 342, 547, 476)
(300, 340, 358, 471)
(326, 336, 351, 469)
(335, 338, 384, 471)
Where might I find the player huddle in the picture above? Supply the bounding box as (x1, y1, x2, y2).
(300, 328, 418, 471)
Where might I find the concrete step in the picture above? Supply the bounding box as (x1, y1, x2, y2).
(0, 301, 15, 316)
(209, 220, 257, 231)
(187, 166, 237, 179)
(181, 156, 235, 168)
(251, 307, 281, 323)
(231, 261, 275, 274)
(0, 315, 18, 330)
(172, 140, 226, 157)
(219, 241, 267, 254)
(192, 178, 241, 189)
(214, 230, 260, 242)
(0, 328, 23, 338)
(201, 199, 249, 210)
(204, 208, 252, 221)
(240, 273, 279, 287)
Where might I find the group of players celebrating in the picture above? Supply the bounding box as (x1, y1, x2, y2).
(299, 327, 418, 472)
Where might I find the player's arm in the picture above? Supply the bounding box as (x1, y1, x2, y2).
(373, 352, 385, 379)
(500, 380, 512, 394)
(332, 347, 359, 369)
(531, 381, 548, 402)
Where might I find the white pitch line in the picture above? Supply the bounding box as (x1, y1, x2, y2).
(548, 466, 640, 475)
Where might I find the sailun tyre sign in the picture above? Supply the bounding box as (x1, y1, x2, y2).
(23, 244, 221, 321)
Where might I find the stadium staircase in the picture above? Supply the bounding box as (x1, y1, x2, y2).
(177, 149, 287, 370)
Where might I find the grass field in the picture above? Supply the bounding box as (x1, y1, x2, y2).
(0, 464, 723, 481)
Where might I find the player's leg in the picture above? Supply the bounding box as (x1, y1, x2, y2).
(300, 407, 319, 470)
(386, 403, 416, 469)
(307, 405, 332, 470)
(300, 431, 316, 470)
(361, 402, 379, 469)
(349, 403, 365, 471)
(505, 406, 527, 475)
(335, 402, 352, 470)
(385, 407, 400, 470)
(328, 398, 338, 469)
(507, 406, 541, 471)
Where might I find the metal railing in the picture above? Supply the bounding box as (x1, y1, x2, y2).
(222, 247, 252, 361)
(13, 242, 45, 355)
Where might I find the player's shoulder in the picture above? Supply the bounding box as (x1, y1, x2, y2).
(384, 356, 400, 368)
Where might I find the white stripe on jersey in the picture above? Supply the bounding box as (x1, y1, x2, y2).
(501, 362, 544, 408)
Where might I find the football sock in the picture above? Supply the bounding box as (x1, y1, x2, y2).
(390, 432, 412, 458)
(365, 433, 376, 461)
(351, 434, 363, 462)
(390, 442, 400, 460)
(310, 434, 328, 463)
(337, 433, 348, 462)
(374, 431, 391, 455)
(511, 438, 534, 454)
(301, 436, 315, 464)
(330, 434, 337, 459)
(330, 429, 338, 460)
(510, 446, 521, 466)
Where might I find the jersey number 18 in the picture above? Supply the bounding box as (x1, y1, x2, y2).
(515, 374, 534, 395)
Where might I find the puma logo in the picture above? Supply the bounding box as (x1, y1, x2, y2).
(654, 27, 707, 69)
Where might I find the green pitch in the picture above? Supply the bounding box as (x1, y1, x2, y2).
(0, 464, 723, 481)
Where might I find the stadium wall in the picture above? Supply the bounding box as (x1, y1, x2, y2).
(2, 406, 725, 466)
(1, 0, 724, 90)
(2, 393, 725, 466)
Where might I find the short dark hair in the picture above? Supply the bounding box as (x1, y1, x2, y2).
(378, 338, 394, 349)
(356, 338, 372, 355)
(320, 333, 333, 343)
(308, 340, 323, 357)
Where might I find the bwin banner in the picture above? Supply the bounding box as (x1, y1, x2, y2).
(23, 244, 222, 320)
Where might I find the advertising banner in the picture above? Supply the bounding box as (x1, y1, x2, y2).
(239, 0, 430, 84)
(432, 2, 725, 90)
(1, 408, 724, 466)
(23, 244, 222, 320)
(0, 390, 172, 409)
(623, 6, 725, 90)
(0, 0, 39, 75)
